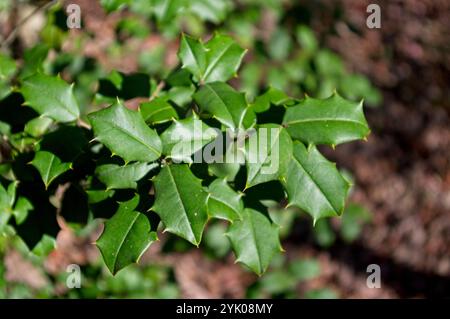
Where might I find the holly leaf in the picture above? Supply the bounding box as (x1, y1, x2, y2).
(178, 34, 206, 82)
(88, 101, 162, 163)
(226, 208, 282, 275)
(194, 82, 255, 129)
(31, 151, 71, 188)
(95, 162, 159, 190)
(202, 34, 247, 83)
(245, 124, 293, 189)
(13, 197, 33, 225)
(152, 165, 208, 246)
(178, 33, 246, 83)
(96, 195, 157, 275)
(283, 93, 370, 146)
(160, 115, 218, 163)
(24, 117, 53, 137)
(139, 97, 179, 125)
(251, 87, 293, 113)
(281, 142, 351, 223)
(207, 178, 243, 222)
(207, 140, 242, 181)
(208, 161, 240, 182)
(21, 74, 80, 122)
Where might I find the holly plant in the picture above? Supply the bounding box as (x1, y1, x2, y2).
(0, 32, 369, 276)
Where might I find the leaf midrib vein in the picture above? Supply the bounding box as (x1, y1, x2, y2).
(292, 155, 338, 213)
(103, 120, 160, 157)
(113, 212, 140, 273)
(203, 42, 234, 81)
(285, 117, 366, 128)
(166, 166, 196, 242)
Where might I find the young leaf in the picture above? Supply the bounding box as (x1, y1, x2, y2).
(207, 178, 243, 222)
(194, 82, 255, 129)
(21, 74, 80, 122)
(226, 209, 282, 275)
(139, 97, 179, 125)
(160, 115, 218, 162)
(245, 124, 293, 188)
(88, 101, 162, 163)
(31, 151, 71, 188)
(96, 195, 157, 275)
(95, 162, 159, 190)
(283, 93, 370, 146)
(152, 164, 208, 246)
(281, 142, 351, 223)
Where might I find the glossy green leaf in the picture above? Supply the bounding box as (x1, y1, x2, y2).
(194, 82, 255, 129)
(245, 124, 293, 188)
(251, 87, 293, 113)
(24, 117, 53, 137)
(207, 140, 242, 181)
(178, 33, 246, 83)
(21, 74, 80, 122)
(31, 151, 71, 188)
(281, 142, 351, 222)
(139, 98, 178, 124)
(12, 197, 33, 225)
(95, 162, 159, 190)
(160, 115, 218, 162)
(152, 165, 208, 246)
(226, 208, 282, 275)
(86, 189, 115, 204)
(19, 44, 49, 80)
(283, 93, 370, 146)
(96, 195, 157, 275)
(208, 160, 240, 182)
(202, 34, 246, 83)
(88, 101, 162, 163)
(178, 34, 206, 82)
(207, 178, 243, 222)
